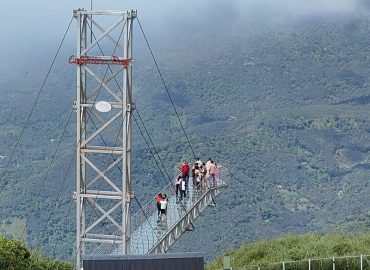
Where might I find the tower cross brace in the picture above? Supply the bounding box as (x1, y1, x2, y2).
(73, 8, 136, 268)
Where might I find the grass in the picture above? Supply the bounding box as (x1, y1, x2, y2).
(206, 232, 370, 270)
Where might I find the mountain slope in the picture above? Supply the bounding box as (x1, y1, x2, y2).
(206, 232, 370, 270)
(1, 6, 370, 261)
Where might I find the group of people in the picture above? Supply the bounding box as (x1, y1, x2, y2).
(155, 157, 219, 221)
(176, 157, 219, 199)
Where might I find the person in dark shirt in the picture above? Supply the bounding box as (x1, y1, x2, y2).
(155, 193, 163, 216)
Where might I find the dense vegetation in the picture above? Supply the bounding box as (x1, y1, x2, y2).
(0, 235, 71, 270)
(206, 232, 370, 269)
(1, 3, 370, 262)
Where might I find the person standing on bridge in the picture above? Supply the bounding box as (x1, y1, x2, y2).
(206, 158, 212, 173)
(198, 164, 205, 190)
(180, 177, 187, 201)
(193, 162, 200, 187)
(181, 160, 190, 191)
(160, 194, 168, 220)
(175, 175, 182, 198)
(209, 160, 217, 187)
(156, 193, 163, 216)
(201, 162, 207, 189)
(192, 163, 196, 187)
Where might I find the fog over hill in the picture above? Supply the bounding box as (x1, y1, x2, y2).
(1, 0, 370, 262)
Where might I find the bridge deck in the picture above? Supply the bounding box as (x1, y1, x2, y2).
(90, 165, 229, 255)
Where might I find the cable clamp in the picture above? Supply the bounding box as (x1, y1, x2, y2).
(130, 102, 136, 111)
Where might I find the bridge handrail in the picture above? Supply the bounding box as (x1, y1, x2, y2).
(90, 163, 230, 255)
(130, 164, 230, 234)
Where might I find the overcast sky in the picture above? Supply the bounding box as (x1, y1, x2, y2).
(0, 0, 361, 40)
(0, 0, 363, 72)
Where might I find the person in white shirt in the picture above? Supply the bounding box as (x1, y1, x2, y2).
(196, 157, 202, 166)
(180, 178, 187, 200)
(160, 195, 168, 220)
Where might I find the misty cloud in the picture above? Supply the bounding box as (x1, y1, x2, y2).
(0, 0, 365, 71)
(124, 0, 362, 22)
(121, 0, 364, 37)
(232, 0, 359, 16)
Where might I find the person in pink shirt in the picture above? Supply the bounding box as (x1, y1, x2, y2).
(209, 160, 217, 187)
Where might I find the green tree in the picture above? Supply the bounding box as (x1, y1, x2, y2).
(0, 236, 31, 270)
(0, 236, 72, 270)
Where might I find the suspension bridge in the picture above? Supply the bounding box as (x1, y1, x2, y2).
(71, 9, 229, 268)
(0, 7, 230, 270)
(90, 165, 229, 256)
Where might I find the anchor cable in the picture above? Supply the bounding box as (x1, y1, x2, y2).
(136, 17, 197, 159)
(0, 16, 74, 185)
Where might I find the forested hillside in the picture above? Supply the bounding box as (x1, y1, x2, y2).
(1, 2, 370, 262)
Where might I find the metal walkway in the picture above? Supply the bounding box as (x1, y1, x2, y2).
(91, 164, 229, 255)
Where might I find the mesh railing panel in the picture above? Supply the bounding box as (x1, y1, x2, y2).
(90, 164, 229, 255)
(242, 255, 370, 270)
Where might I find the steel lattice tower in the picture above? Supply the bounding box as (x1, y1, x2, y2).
(72, 9, 136, 268)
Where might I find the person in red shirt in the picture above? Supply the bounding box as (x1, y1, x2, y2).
(155, 193, 163, 216)
(181, 160, 190, 191)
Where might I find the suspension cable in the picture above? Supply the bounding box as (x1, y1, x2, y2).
(133, 112, 188, 213)
(19, 108, 73, 242)
(34, 141, 76, 253)
(72, 112, 162, 269)
(71, 19, 132, 268)
(135, 108, 172, 183)
(13, 12, 129, 269)
(87, 111, 161, 237)
(132, 113, 171, 186)
(50, 199, 74, 259)
(71, 117, 124, 269)
(33, 15, 126, 261)
(29, 14, 190, 267)
(36, 110, 124, 257)
(88, 110, 173, 246)
(136, 17, 196, 159)
(27, 117, 89, 269)
(0, 16, 74, 185)
(87, 28, 173, 187)
(88, 20, 172, 186)
(87, 21, 170, 192)
(134, 196, 160, 241)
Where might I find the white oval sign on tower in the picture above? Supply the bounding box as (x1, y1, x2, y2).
(95, 101, 112, 113)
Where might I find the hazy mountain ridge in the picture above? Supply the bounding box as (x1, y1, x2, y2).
(1, 8, 370, 261)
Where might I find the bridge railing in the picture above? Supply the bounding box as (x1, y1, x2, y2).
(214, 254, 370, 270)
(130, 164, 230, 254)
(90, 164, 230, 255)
